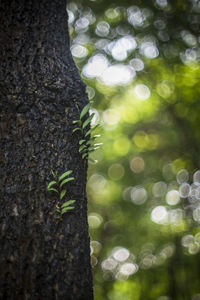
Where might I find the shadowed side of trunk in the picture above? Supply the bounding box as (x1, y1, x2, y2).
(0, 0, 93, 299)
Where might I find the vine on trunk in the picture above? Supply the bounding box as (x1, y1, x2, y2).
(72, 102, 102, 163)
(47, 170, 76, 215)
(47, 103, 102, 215)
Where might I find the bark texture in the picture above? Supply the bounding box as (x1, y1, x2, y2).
(0, 0, 93, 299)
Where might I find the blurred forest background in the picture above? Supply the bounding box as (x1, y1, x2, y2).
(67, 0, 200, 299)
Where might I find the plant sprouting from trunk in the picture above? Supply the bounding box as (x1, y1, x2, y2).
(47, 170, 76, 214)
(72, 102, 102, 162)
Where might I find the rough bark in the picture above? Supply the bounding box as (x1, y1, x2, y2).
(0, 0, 93, 299)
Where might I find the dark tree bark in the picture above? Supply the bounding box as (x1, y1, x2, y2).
(0, 0, 93, 299)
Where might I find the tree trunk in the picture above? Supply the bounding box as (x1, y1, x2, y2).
(0, 0, 93, 299)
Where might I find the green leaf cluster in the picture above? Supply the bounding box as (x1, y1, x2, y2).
(72, 103, 102, 162)
(47, 170, 76, 215)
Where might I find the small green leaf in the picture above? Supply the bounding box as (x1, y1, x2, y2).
(85, 124, 99, 137)
(72, 127, 82, 133)
(51, 171, 58, 179)
(94, 143, 103, 147)
(82, 153, 88, 159)
(79, 139, 86, 145)
(86, 138, 94, 146)
(86, 135, 100, 145)
(80, 148, 88, 154)
(61, 206, 75, 214)
(60, 177, 75, 188)
(88, 158, 97, 163)
(72, 120, 82, 125)
(87, 145, 98, 151)
(87, 145, 101, 152)
(47, 181, 57, 190)
(79, 144, 87, 153)
(82, 113, 95, 129)
(85, 130, 92, 137)
(60, 189, 66, 200)
(48, 188, 59, 194)
(88, 149, 96, 153)
(59, 170, 73, 181)
(61, 200, 76, 208)
(80, 103, 91, 120)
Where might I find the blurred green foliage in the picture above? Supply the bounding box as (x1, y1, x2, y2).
(68, 0, 200, 299)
